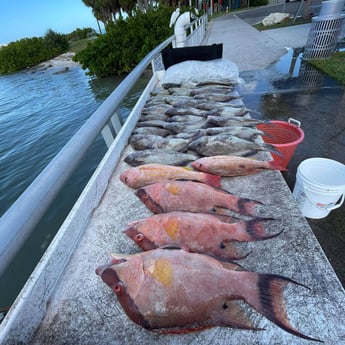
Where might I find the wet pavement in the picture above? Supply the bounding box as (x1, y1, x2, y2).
(241, 55, 345, 288)
(204, 2, 345, 287)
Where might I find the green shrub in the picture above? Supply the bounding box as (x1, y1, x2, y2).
(0, 30, 69, 74)
(74, 6, 174, 77)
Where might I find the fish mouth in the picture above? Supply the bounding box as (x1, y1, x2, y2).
(95, 257, 128, 276)
(135, 189, 164, 214)
(95, 261, 113, 276)
(123, 227, 157, 250)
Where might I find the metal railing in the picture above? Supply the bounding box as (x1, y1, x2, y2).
(0, 15, 208, 277)
(186, 14, 208, 47)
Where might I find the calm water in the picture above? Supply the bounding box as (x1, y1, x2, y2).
(0, 64, 149, 308)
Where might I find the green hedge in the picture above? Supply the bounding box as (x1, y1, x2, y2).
(74, 6, 174, 77)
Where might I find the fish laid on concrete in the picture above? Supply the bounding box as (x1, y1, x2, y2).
(130, 134, 189, 152)
(205, 126, 264, 140)
(124, 149, 199, 167)
(96, 248, 320, 341)
(120, 164, 221, 189)
(206, 115, 266, 128)
(193, 93, 241, 103)
(189, 85, 234, 96)
(192, 156, 286, 176)
(132, 126, 171, 137)
(123, 211, 280, 259)
(135, 180, 262, 216)
(188, 134, 281, 157)
(165, 106, 215, 117)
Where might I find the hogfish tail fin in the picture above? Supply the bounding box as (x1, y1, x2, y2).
(237, 272, 323, 342)
(201, 172, 222, 188)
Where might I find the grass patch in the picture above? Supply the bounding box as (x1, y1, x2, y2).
(308, 51, 345, 84)
(253, 16, 311, 30)
(69, 37, 96, 53)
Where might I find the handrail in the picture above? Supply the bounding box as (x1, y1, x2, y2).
(0, 35, 175, 277)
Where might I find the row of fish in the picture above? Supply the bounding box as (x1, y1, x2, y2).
(96, 80, 320, 341)
(97, 161, 319, 341)
(124, 82, 281, 166)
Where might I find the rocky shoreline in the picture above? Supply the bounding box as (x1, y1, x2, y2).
(35, 52, 81, 73)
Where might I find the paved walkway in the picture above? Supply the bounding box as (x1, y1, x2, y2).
(203, 14, 311, 71)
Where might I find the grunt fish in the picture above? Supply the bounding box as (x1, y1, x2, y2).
(194, 93, 241, 103)
(165, 120, 208, 134)
(206, 115, 267, 128)
(192, 155, 287, 176)
(120, 164, 221, 189)
(124, 149, 199, 167)
(96, 248, 320, 341)
(188, 134, 281, 157)
(123, 211, 280, 259)
(135, 180, 263, 216)
(189, 86, 234, 96)
(205, 126, 264, 140)
(141, 104, 172, 115)
(130, 134, 189, 152)
(133, 126, 171, 137)
(166, 115, 203, 123)
(165, 107, 216, 117)
(139, 113, 170, 122)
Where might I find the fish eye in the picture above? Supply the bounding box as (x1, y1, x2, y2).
(135, 233, 145, 242)
(114, 282, 124, 294)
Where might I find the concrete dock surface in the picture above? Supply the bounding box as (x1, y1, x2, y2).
(203, 15, 311, 71)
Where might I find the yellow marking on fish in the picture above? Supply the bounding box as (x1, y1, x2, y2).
(147, 258, 173, 286)
(166, 183, 181, 195)
(164, 219, 179, 240)
(182, 166, 193, 171)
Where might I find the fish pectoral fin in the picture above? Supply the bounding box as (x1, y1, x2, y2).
(216, 300, 263, 331)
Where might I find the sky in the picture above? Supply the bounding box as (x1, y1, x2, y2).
(0, 0, 100, 45)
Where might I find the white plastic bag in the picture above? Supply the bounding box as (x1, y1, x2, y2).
(161, 58, 241, 87)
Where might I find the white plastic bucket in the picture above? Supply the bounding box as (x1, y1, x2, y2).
(293, 158, 345, 219)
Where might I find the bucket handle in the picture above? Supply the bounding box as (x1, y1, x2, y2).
(303, 185, 345, 211)
(288, 118, 301, 128)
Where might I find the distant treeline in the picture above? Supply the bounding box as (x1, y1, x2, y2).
(0, 28, 95, 74)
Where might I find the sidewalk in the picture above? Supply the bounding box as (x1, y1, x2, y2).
(203, 14, 311, 71)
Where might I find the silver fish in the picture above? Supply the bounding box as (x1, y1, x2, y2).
(205, 126, 264, 140)
(124, 149, 199, 167)
(164, 96, 196, 106)
(130, 134, 189, 152)
(141, 104, 172, 115)
(139, 113, 170, 121)
(168, 87, 193, 96)
(166, 115, 204, 123)
(188, 133, 281, 157)
(194, 93, 241, 102)
(136, 120, 168, 128)
(189, 86, 234, 95)
(165, 120, 208, 134)
(165, 107, 216, 117)
(150, 87, 170, 96)
(133, 126, 171, 137)
(206, 115, 267, 128)
(195, 100, 244, 111)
